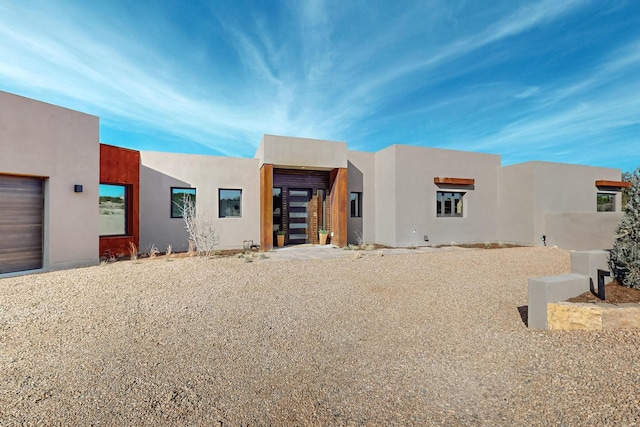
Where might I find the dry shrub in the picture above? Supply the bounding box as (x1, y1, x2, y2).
(129, 242, 138, 261)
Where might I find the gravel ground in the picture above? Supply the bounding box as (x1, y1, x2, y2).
(1, 247, 640, 426)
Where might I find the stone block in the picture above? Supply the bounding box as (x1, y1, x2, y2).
(547, 303, 603, 331)
(602, 305, 640, 329)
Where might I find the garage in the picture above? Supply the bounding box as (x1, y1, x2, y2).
(0, 175, 44, 274)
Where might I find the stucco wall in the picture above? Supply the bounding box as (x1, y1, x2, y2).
(531, 162, 622, 249)
(498, 163, 535, 245)
(544, 212, 622, 250)
(139, 151, 260, 251)
(0, 91, 100, 271)
(347, 151, 375, 245)
(499, 161, 624, 248)
(256, 134, 347, 169)
(374, 146, 397, 246)
(390, 145, 501, 247)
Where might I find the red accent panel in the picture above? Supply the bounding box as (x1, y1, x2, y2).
(99, 144, 140, 258)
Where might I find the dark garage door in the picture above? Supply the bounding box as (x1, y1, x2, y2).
(0, 175, 44, 274)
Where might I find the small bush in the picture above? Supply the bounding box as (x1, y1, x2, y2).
(609, 168, 640, 288)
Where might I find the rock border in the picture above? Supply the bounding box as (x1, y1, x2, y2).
(547, 302, 640, 330)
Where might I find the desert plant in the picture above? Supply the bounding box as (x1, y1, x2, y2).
(129, 242, 138, 261)
(276, 230, 285, 235)
(609, 168, 640, 289)
(354, 231, 364, 248)
(177, 194, 220, 257)
(148, 244, 159, 258)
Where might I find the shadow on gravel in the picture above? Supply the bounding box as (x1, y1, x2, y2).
(517, 306, 528, 327)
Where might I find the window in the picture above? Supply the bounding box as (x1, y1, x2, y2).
(273, 187, 282, 232)
(437, 191, 464, 217)
(171, 187, 196, 218)
(219, 189, 242, 217)
(99, 184, 128, 236)
(350, 192, 362, 217)
(597, 193, 615, 212)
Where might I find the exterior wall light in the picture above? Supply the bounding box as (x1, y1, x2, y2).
(74, 185, 83, 193)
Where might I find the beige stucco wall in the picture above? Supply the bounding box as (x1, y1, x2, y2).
(374, 145, 397, 246)
(387, 145, 501, 247)
(498, 163, 535, 245)
(347, 150, 375, 245)
(532, 162, 622, 249)
(500, 161, 623, 249)
(544, 212, 622, 250)
(139, 151, 260, 251)
(0, 91, 100, 271)
(256, 134, 347, 169)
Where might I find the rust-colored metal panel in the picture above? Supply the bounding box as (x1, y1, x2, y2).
(595, 180, 631, 188)
(329, 168, 348, 247)
(260, 164, 274, 251)
(434, 177, 475, 185)
(99, 144, 140, 258)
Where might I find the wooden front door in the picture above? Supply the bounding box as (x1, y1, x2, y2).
(287, 188, 311, 244)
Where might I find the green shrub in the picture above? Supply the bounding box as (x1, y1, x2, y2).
(609, 168, 640, 289)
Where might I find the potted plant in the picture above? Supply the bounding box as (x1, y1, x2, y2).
(276, 230, 285, 247)
(319, 228, 329, 245)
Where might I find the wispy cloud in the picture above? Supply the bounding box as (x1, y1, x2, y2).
(0, 1, 637, 170)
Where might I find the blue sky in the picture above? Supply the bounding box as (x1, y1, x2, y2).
(1, 1, 639, 171)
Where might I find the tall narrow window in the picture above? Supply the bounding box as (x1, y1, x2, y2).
(437, 191, 464, 217)
(219, 189, 242, 218)
(350, 192, 362, 217)
(273, 187, 282, 232)
(597, 193, 615, 212)
(171, 187, 196, 218)
(99, 184, 128, 236)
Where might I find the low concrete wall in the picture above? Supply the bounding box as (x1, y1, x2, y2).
(528, 274, 590, 329)
(570, 249, 612, 289)
(528, 250, 616, 329)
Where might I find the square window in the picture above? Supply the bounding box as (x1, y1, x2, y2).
(350, 192, 362, 217)
(219, 189, 242, 217)
(437, 191, 464, 217)
(99, 184, 128, 236)
(597, 193, 615, 212)
(171, 187, 196, 218)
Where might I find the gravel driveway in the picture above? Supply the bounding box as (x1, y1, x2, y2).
(2, 247, 639, 426)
